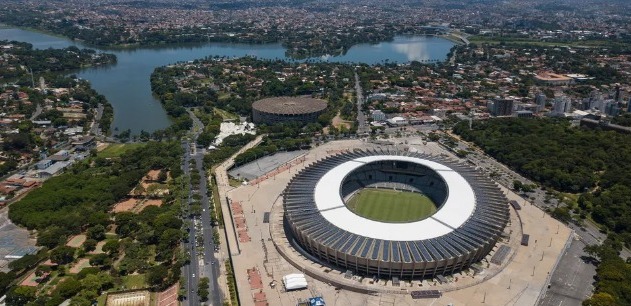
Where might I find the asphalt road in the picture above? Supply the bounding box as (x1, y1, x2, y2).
(193, 152, 222, 306)
(354, 71, 370, 135)
(539, 238, 596, 306)
(29, 103, 42, 121)
(90, 103, 104, 136)
(181, 141, 200, 306)
(181, 109, 222, 306)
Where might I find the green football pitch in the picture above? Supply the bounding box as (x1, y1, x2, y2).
(346, 188, 437, 223)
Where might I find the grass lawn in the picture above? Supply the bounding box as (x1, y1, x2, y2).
(347, 189, 437, 223)
(122, 274, 146, 290)
(229, 178, 244, 188)
(98, 143, 146, 158)
(97, 294, 107, 306)
(213, 107, 239, 120)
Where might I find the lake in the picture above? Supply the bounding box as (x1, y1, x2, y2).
(0, 27, 455, 133)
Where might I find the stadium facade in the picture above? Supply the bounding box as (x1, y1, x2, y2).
(251, 97, 327, 124)
(283, 150, 509, 279)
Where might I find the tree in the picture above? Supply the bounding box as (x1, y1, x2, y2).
(512, 180, 523, 192)
(86, 225, 106, 241)
(147, 265, 168, 288)
(583, 292, 617, 306)
(35, 265, 52, 277)
(50, 246, 76, 265)
(0, 271, 16, 296)
(6, 286, 36, 306)
(81, 273, 113, 293)
(8, 254, 39, 272)
(89, 253, 111, 268)
(198, 277, 210, 301)
(427, 133, 440, 142)
(83, 239, 97, 252)
(158, 170, 168, 182)
(159, 228, 183, 249)
(70, 290, 97, 306)
(37, 226, 67, 249)
(551, 207, 572, 224)
(54, 277, 82, 298)
(456, 150, 469, 158)
(115, 212, 139, 238)
(76, 267, 101, 280)
(102, 240, 120, 255)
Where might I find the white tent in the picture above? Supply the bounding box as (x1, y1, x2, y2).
(282, 273, 307, 290)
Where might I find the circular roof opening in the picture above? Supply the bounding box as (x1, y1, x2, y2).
(340, 160, 448, 223)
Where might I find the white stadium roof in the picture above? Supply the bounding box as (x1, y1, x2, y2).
(314, 155, 476, 241)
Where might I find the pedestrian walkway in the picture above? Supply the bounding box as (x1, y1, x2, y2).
(231, 200, 251, 243)
(247, 267, 268, 306)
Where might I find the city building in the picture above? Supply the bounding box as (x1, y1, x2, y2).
(283, 151, 509, 279)
(370, 110, 386, 122)
(251, 97, 327, 124)
(386, 116, 408, 126)
(491, 99, 514, 116)
(535, 72, 574, 86)
(535, 92, 547, 112)
(516, 110, 534, 118)
(36, 159, 52, 170)
(605, 102, 620, 117)
(552, 96, 572, 116)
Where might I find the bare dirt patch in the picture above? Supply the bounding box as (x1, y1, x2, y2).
(134, 199, 163, 213)
(69, 258, 91, 274)
(66, 234, 86, 248)
(20, 271, 41, 287)
(112, 198, 138, 213)
(332, 112, 352, 130)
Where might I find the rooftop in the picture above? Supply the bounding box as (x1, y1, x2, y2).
(314, 155, 476, 241)
(252, 97, 327, 115)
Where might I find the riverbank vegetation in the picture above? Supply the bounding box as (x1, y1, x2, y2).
(151, 57, 357, 160)
(0, 7, 444, 59)
(151, 57, 354, 122)
(0, 41, 116, 75)
(0, 47, 115, 178)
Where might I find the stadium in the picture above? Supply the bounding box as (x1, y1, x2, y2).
(282, 150, 510, 279)
(251, 97, 327, 124)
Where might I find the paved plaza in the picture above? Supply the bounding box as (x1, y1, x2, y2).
(219, 138, 573, 306)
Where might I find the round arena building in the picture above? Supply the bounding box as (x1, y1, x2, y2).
(252, 97, 327, 124)
(283, 150, 509, 279)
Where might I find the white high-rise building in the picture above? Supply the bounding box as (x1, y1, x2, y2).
(535, 92, 547, 112)
(552, 96, 571, 115)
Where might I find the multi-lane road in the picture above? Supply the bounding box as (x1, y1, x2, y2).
(354, 71, 370, 135)
(181, 109, 222, 306)
(193, 151, 222, 306)
(181, 141, 200, 306)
